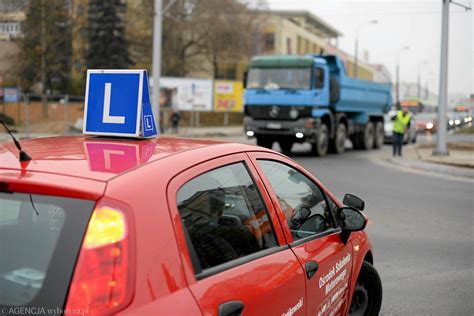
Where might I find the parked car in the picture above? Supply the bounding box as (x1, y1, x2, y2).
(384, 110, 417, 144)
(0, 135, 382, 316)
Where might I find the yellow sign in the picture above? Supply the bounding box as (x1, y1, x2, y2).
(213, 80, 243, 112)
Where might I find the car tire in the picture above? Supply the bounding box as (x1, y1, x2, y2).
(349, 261, 383, 316)
(329, 123, 346, 154)
(279, 140, 293, 153)
(256, 137, 273, 149)
(373, 122, 384, 149)
(312, 124, 329, 157)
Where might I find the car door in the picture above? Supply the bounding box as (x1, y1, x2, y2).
(249, 152, 354, 316)
(167, 153, 306, 316)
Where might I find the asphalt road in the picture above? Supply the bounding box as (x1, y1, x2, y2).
(228, 136, 474, 315)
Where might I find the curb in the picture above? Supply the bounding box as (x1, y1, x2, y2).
(381, 156, 474, 180)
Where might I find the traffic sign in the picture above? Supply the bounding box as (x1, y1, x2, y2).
(83, 69, 157, 138)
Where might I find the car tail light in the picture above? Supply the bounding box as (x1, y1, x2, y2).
(65, 201, 134, 315)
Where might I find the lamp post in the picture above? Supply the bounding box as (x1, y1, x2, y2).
(354, 20, 377, 78)
(395, 45, 410, 108)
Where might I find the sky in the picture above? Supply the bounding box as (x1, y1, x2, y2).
(265, 0, 473, 97)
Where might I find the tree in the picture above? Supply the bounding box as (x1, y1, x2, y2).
(19, 0, 72, 96)
(86, 0, 131, 69)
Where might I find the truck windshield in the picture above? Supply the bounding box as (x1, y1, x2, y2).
(0, 192, 94, 313)
(247, 68, 311, 90)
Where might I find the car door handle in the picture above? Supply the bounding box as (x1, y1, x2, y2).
(219, 300, 244, 316)
(305, 260, 319, 279)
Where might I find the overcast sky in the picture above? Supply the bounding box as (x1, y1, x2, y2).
(266, 0, 473, 96)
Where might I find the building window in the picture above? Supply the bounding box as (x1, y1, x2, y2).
(263, 33, 275, 52)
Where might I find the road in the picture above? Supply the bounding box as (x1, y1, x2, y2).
(227, 136, 474, 315)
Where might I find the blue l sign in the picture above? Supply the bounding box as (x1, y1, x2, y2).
(84, 69, 157, 138)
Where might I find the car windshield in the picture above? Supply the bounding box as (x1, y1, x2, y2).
(0, 192, 94, 311)
(417, 113, 436, 121)
(246, 68, 311, 90)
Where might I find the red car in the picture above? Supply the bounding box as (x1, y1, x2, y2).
(0, 136, 382, 316)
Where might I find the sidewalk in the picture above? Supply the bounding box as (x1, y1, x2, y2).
(380, 142, 474, 179)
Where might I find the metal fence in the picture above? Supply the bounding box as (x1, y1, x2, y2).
(1, 93, 243, 138)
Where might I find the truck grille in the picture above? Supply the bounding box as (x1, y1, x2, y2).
(245, 105, 312, 120)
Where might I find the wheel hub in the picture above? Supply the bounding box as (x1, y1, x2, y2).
(349, 282, 369, 316)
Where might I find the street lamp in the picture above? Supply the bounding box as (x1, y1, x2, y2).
(417, 60, 429, 99)
(395, 45, 410, 107)
(354, 20, 377, 78)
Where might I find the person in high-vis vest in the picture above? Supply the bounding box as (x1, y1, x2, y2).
(392, 108, 411, 156)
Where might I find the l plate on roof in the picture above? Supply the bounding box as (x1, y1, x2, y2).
(83, 69, 157, 138)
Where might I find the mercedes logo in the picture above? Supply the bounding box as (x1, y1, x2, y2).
(269, 106, 280, 118)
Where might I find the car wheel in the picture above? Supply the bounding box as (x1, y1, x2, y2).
(256, 137, 273, 149)
(373, 122, 384, 149)
(349, 261, 382, 316)
(279, 140, 293, 153)
(329, 123, 346, 154)
(312, 124, 329, 156)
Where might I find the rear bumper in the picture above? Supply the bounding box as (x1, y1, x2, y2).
(244, 116, 319, 140)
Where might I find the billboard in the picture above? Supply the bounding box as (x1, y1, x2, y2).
(159, 77, 213, 111)
(4, 87, 19, 103)
(213, 80, 243, 112)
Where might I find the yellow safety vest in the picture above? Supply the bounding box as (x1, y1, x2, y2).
(393, 111, 411, 134)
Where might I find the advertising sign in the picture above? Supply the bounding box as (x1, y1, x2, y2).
(214, 80, 243, 112)
(159, 77, 213, 111)
(4, 87, 19, 103)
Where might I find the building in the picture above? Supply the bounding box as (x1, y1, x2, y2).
(190, 9, 377, 82)
(371, 64, 392, 84)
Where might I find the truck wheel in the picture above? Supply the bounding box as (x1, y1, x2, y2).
(360, 122, 375, 150)
(312, 124, 329, 156)
(329, 123, 346, 154)
(279, 140, 293, 153)
(349, 261, 383, 316)
(256, 137, 273, 149)
(374, 122, 384, 149)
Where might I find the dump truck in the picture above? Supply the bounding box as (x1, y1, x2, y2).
(243, 55, 392, 156)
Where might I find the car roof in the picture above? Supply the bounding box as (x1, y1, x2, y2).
(0, 135, 264, 182)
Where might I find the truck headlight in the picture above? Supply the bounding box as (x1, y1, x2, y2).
(426, 122, 434, 129)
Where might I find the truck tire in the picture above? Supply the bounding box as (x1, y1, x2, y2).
(279, 140, 293, 153)
(329, 123, 346, 154)
(256, 137, 273, 149)
(311, 124, 329, 156)
(349, 261, 383, 316)
(358, 122, 374, 150)
(374, 122, 384, 149)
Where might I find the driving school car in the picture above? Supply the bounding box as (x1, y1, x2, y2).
(0, 135, 382, 316)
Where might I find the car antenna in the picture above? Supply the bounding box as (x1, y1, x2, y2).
(0, 119, 31, 162)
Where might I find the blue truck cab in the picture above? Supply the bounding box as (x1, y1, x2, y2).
(244, 54, 392, 155)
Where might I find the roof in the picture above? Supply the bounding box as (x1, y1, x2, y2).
(0, 136, 258, 182)
(261, 9, 342, 38)
(250, 55, 314, 68)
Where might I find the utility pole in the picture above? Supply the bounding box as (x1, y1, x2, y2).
(152, 0, 163, 133)
(434, 0, 450, 155)
(395, 45, 409, 108)
(354, 20, 377, 79)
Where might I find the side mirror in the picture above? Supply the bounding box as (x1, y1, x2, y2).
(337, 207, 367, 232)
(343, 193, 365, 211)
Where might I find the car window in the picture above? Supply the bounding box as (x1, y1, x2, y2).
(0, 192, 94, 309)
(177, 162, 278, 275)
(258, 160, 335, 241)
